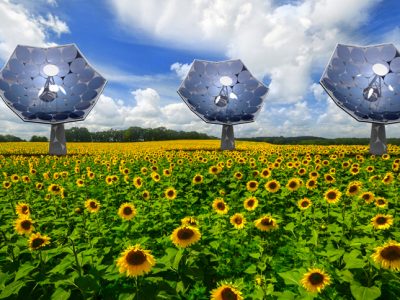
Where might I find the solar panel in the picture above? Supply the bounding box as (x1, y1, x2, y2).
(320, 43, 400, 154)
(0, 44, 107, 155)
(177, 59, 269, 149)
(0, 44, 106, 124)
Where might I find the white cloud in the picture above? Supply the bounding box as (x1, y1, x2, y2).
(0, 0, 69, 61)
(170, 62, 191, 80)
(310, 83, 325, 102)
(38, 14, 69, 37)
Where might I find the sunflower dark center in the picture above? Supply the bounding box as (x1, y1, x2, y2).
(177, 228, 194, 240)
(308, 181, 315, 186)
(221, 287, 238, 300)
(289, 181, 297, 188)
(195, 176, 201, 182)
(352, 168, 358, 172)
(21, 206, 28, 213)
(309, 272, 324, 285)
(327, 192, 336, 200)
(301, 201, 309, 207)
(326, 175, 333, 181)
(126, 250, 146, 265)
(380, 246, 400, 261)
(377, 199, 385, 205)
(167, 190, 174, 197)
(234, 217, 242, 225)
(217, 202, 225, 210)
(349, 186, 358, 193)
(376, 217, 387, 225)
(123, 206, 133, 215)
(143, 192, 149, 197)
(52, 186, 60, 192)
(212, 167, 218, 173)
(363, 194, 371, 200)
(269, 182, 277, 189)
(247, 199, 255, 207)
(137, 179, 142, 185)
(249, 182, 256, 188)
(32, 238, 44, 249)
(263, 171, 269, 176)
(261, 218, 273, 226)
(5, 182, 10, 187)
(21, 220, 31, 230)
(90, 201, 97, 209)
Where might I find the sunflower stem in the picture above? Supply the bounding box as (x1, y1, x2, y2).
(70, 238, 82, 277)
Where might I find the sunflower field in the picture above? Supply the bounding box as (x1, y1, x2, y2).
(0, 140, 399, 300)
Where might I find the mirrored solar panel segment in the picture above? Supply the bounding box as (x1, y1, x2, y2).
(0, 44, 106, 124)
(320, 43, 400, 124)
(177, 59, 269, 125)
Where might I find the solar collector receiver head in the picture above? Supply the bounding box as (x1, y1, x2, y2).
(320, 43, 400, 155)
(0, 44, 107, 155)
(177, 59, 269, 150)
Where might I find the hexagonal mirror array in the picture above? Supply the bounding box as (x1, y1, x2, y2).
(177, 59, 269, 125)
(0, 44, 107, 124)
(320, 43, 400, 124)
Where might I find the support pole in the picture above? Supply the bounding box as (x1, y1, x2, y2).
(49, 123, 67, 155)
(221, 124, 235, 150)
(369, 123, 387, 155)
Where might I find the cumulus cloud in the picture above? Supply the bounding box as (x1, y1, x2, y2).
(170, 62, 191, 80)
(38, 14, 70, 37)
(0, 0, 69, 60)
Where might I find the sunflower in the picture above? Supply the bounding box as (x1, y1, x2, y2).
(230, 213, 246, 229)
(371, 214, 393, 230)
(15, 216, 35, 235)
(298, 168, 307, 176)
(192, 174, 203, 185)
(2, 181, 11, 189)
(350, 167, 359, 175)
(324, 174, 335, 184)
(88, 171, 95, 180)
(35, 182, 43, 190)
(22, 176, 30, 183)
(359, 191, 374, 204)
(346, 181, 362, 196)
(260, 168, 271, 178)
(151, 172, 161, 182)
(116, 244, 156, 277)
(16, 202, 30, 216)
(371, 241, 400, 271)
(243, 196, 258, 211)
(366, 165, 375, 172)
(300, 268, 331, 293)
(163, 169, 172, 177)
(28, 232, 50, 251)
(234, 172, 243, 180)
(303, 178, 317, 190)
(212, 198, 229, 215)
(133, 176, 143, 189)
(171, 225, 201, 248)
(85, 199, 100, 213)
(324, 189, 341, 204)
(181, 216, 198, 227)
(382, 172, 394, 185)
(298, 198, 312, 210)
(254, 215, 278, 231)
(165, 187, 177, 200)
(211, 282, 243, 300)
(140, 167, 148, 175)
(246, 180, 258, 192)
(138, 189, 149, 200)
(209, 166, 221, 175)
(375, 197, 388, 208)
(48, 183, 62, 195)
(105, 175, 113, 185)
(265, 180, 281, 193)
(11, 174, 19, 182)
(118, 203, 136, 221)
(309, 171, 319, 179)
(76, 178, 84, 187)
(382, 153, 390, 160)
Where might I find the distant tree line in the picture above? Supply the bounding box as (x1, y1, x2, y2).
(239, 136, 400, 146)
(64, 126, 215, 142)
(0, 134, 24, 142)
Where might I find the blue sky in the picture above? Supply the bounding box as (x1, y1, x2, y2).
(0, 0, 399, 139)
